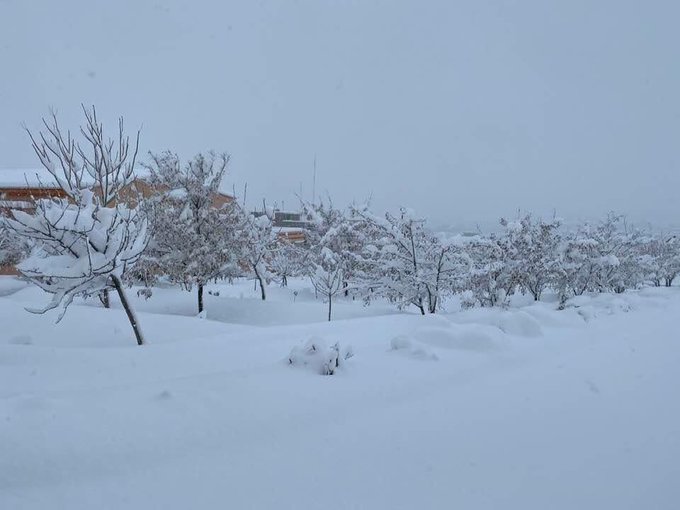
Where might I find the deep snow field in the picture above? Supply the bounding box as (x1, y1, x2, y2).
(1, 276, 679, 509)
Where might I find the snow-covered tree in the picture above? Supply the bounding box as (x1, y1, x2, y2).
(268, 240, 308, 287)
(500, 215, 561, 301)
(637, 233, 680, 287)
(553, 214, 646, 302)
(463, 235, 515, 308)
(300, 200, 357, 319)
(141, 151, 236, 314)
(309, 246, 345, 321)
(237, 211, 277, 300)
(352, 207, 466, 314)
(659, 235, 680, 287)
(4, 107, 148, 345)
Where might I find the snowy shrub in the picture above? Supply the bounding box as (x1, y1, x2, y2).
(136, 287, 153, 300)
(288, 337, 353, 375)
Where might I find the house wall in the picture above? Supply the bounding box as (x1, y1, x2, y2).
(0, 177, 234, 275)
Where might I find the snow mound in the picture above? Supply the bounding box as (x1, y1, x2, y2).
(288, 337, 353, 375)
(495, 311, 543, 337)
(390, 335, 413, 350)
(567, 294, 638, 321)
(412, 326, 497, 352)
(456, 309, 543, 338)
(522, 305, 585, 329)
(389, 335, 438, 361)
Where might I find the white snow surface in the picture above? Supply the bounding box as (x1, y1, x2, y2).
(1, 277, 679, 509)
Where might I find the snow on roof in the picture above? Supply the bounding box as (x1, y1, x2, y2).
(0, 168, 61, 188)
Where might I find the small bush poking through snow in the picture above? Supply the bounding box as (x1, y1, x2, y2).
(288, 337, 353, 375)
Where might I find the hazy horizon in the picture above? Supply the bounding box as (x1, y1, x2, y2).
(1, 0, 678, 229)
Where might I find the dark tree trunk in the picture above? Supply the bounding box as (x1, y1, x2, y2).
(110, 274, 145, 346)
(327, 293, 332, 321)
(99, 289, 110, 308)
(198, 284, 204, 314)
(254, 267, 266, 300)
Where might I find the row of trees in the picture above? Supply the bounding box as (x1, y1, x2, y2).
(2, 107, 679, 344)
(292, 206, 680, 318)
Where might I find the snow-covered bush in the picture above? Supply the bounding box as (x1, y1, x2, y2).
(288, 337, 354, 375)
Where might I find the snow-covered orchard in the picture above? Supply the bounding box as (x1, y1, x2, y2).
(1, 108, 679, 509)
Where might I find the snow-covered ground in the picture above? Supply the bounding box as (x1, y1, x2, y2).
(1, 277, 679, 509)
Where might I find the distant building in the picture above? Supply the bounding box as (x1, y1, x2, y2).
(0, 168, 234, 274)
(0, 168, 234, 215)
(253, 210, 312, 244)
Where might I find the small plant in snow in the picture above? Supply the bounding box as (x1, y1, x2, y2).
(288, 337, 353, 375)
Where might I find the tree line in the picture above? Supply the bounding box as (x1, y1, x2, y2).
(1, 107, 678, 344)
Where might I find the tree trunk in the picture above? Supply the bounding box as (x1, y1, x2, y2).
(110, 274, 145, 346)
(198, 284, 204, 314)
(327, 293, 332, 321)
(428, 295, 437, 314)
(254, 267, 266, 300)
(99, 289, 110, 308)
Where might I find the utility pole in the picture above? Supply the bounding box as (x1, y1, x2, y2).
(312, 153, 317, 205)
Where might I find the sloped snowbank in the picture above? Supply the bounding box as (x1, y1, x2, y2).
(1, 281, 679, 509)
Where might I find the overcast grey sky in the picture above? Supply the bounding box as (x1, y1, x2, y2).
(1, 0, 678, 228)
